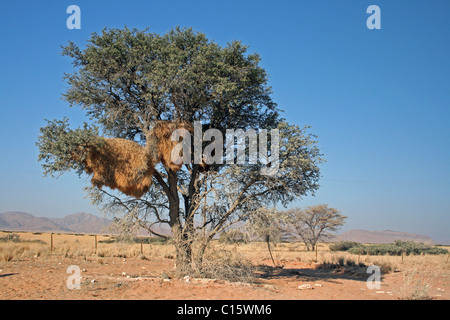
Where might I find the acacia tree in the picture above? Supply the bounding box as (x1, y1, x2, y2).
(37, 27, 323, 275)
(246, 207, 287, 267)
(286, 204, 346, 251)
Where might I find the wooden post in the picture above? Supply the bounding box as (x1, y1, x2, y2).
(94, 235, 98, 253)
(315, 245, 318, 262)
(140, 239, 143, 255)
(446, 253, 449, 264)
(401, 248, 404, 264)
(50, 233, 53, 252)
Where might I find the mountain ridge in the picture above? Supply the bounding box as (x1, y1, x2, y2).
(0, 211, 447, 244)
(0, 211, 111, 234)
(333, 229, 439, 245)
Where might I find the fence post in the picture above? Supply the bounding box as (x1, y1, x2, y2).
(141, 239, 143, 255)
(50, 233, 53, 252)
(94, 235, 98, 253)
(315, 245, 318, 262)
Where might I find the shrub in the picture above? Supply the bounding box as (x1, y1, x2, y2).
(0, 234, 46, 245)
(219, 230, 250, 245)
(197, 250, 254, 282)
(347, 240, 448, 256)
(329, 241, 361, 252)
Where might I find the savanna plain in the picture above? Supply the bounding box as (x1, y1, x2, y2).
(0, 231, 448, 300)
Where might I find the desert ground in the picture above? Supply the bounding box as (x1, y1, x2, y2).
(0, 231, 448, 300)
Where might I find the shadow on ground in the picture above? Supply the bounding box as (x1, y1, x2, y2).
(254, 264, 371, 284)
(0, 273, 19, 278)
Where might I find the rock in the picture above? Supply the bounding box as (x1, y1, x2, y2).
(91, 279, 96, 283)
(263, 284, 277, 290)
(161, 272, 170, 279)
(314, 283, 323, 287)
(194, 278, 218, 284)
(121, 272, 127, 276)
(298, 284, 313, 290)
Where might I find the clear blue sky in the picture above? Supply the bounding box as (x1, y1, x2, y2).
(0, 1, 449, 242)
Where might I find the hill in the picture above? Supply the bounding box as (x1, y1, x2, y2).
(50, 212, 112, 234)
(334, 229, 437, 245)
(0, 211, 70, 232)
(0, 211, 111, 234)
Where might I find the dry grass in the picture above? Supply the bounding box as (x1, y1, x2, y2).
(1, 231, 448, 288)
(393, 269, 432, 300)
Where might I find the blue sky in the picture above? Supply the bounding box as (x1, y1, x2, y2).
(0, 1, 449, 242)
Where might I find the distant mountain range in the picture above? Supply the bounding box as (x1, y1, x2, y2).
(0, 211, 447, 245)
(333, 229, 441, 245)
(0, 211, 112, 234)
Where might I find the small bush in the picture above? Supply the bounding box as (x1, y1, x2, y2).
(218, 230, 250, 245)
(0, 234, 46, 245)
(197, 250, 255, 282)
(394, 270, 431, 300)
(329, 241, 361, 252)
(0, 234, 21, 242)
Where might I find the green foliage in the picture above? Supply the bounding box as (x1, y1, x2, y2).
(99, 236, 169, 244)
(286, 205, 346, 251)
(329, 241, 361, 252)
(36, 118, 103, 177)
(345, 240, 449, 256)
(61, 26, 280, 139)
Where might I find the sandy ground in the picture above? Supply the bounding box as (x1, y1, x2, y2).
(1, 256, 448, 300)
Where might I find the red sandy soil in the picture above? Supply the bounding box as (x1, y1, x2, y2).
(1, 256, 448, 300)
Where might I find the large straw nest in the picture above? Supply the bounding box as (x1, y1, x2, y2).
(81, 138, 155, 198)
(74, 121, 210, 199)
(147, 121, 194, 173)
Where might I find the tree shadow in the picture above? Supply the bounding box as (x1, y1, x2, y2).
(0, 273, 19, 278)
(254, 264, 371, 284)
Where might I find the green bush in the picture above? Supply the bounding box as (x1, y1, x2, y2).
(347, 240, 448, 256)
(329, 241, 361, 252)
(99, 236, 169, 244)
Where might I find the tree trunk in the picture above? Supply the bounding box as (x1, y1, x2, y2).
(266, 236, 276, 267)
(166, 169, 195, 276)
(172, 226, 193, 276)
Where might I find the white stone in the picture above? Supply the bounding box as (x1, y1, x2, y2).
(298, 284, 313, 290)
